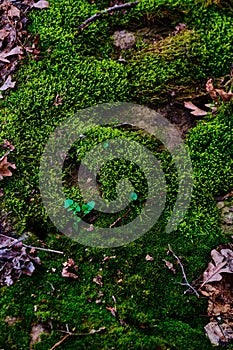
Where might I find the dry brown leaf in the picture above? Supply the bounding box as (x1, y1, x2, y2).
(32, 0, 50, 9)
(0, 140, 15, 151)
(8, 5, 20, 18)
(204, 322, 233, 346)
(93, 274, 103, 286)
(184, 101, 207, 116)
(0, 75, 16, 91)
(145, 254, 154, 261)
(0, 154, 16, 179)
(162, 259, 176, 274)
(53, 93, 63, 106)
(106, 306, 117, 317)
(61, 258, 79, 279)
(0, 46, 23, 64)
(200, 249, 232, 288)
(206, 78, 233, 102)
(0, 29, 10, 40)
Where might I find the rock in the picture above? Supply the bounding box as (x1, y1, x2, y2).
(112, 30, 136, 50)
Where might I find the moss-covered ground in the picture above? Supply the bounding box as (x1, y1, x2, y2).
(0, 0, 233, 348)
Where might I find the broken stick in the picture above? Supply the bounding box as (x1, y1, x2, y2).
(78, 1, 140, 32)
(168, 244, 200, 298)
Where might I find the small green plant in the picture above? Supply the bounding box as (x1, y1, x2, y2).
(64, 199, 95, 232)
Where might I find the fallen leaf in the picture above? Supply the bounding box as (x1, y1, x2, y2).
(204, 322, 233, 346)
(8, 5, 20, 18)
(30, 323, 49, 346)
(93, 274, 103, 286)
(32, 0, 49, 9)
(0, 46, 23, 62)
(61, 258, 79, 279)
(0, 140, 15, 151)
(0, 75, 16, 91)
(162, 259, 176, 274)
(0, 155, 16, 179)
(145, 254, 154, 261)
(106, 306, 117, 317)
(0, 29, 10, 40)
(184, 101, 208, 116)
(174, 23, 186, 34)
(206, 79, 233, 102)
(53, 93, 63, 106)
(200, 249, 233, 288)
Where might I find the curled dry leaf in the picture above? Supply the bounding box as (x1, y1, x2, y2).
(62, 258, 79, 279)
(0, 46, 23, 63)
(0, 76, 15, 91)
(206, 78, 233, 102)
(93, 274, 103, 286)
(0, 234, 41, 286)
(32, 0, 50, 9)
(200, 249, 233, 288)
(106, 306, 117, 317)
(53, 93, 63, 106)
(162, 259, 176, 274)
(184, 101, 207, 116)
(145, 254, 154, 261)
(0, 155, 16, 180)
(199, 245, 233, 345)
(0, 140, 15, 151)
(8, 5, 20, 18)
(204, 322, 233, 346)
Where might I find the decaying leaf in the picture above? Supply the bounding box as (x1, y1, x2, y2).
(0, 75, 15, 91)
(200, 249, 233, 288)
(0, 46, 23, 63)
(206, 79, 233, 102)
(145, 254, 154, 261)
(106, 306, 117, 317)
(93, 274, 103, 286)
(30, 323, 50, 346)
(53, 93, 63, 106)
(162, 259, 176, 274)
(0, 140, 15, 151)
(0, 154, 16, 179)
(0, 29, 10, 41)
(200, 245, 233, 345)
(32, 0, 50, 9)
(0, 234, 41, 287)
(184, 101, 207, 116)
(62, 258, 79, 279)
(8, 5, 21, 18)
(204, 322, 233, 346)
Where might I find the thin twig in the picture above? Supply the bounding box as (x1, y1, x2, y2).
(56, 326, 106, 336)
(50, 334, 70, 350)
(0, 233, 64, 254)
(110, 208, 131, 228)
(50, 325, 106, 349)
(23, 244, 64, 255)
(78, 1, 139, 32)
(168, 244, 200, 298)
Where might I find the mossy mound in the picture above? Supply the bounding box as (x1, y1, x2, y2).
(0, 0, 233, 349)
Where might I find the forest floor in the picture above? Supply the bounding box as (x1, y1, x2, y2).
(0, 0, 233, 349)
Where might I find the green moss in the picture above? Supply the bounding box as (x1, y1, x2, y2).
(0, 0, 233, 349)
